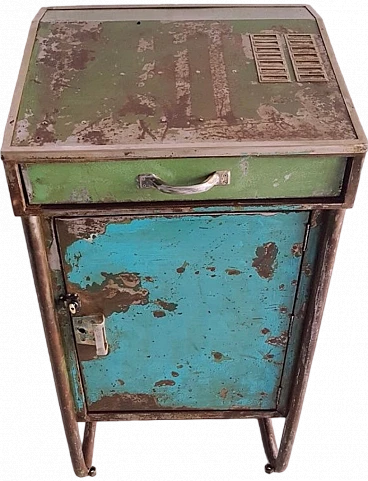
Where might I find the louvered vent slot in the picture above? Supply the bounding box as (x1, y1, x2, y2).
(286, 34, 328, 82)
(250, 34, 291, 83)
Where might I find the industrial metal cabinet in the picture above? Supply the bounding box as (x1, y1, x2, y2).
(1, 5, 366, 477)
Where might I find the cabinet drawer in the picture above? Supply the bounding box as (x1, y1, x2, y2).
(22, 155, 347, 205)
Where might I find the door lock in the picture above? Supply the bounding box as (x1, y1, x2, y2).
(59, 293, 81, 315)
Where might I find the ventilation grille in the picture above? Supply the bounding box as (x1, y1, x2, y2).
(250, 34, 291, 83)
(286, 34, 328, 82)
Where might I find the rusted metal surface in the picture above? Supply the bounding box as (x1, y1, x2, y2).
(22, 216, 90, 477)
(12, 16, 357, 148)
(15, 200, 349, 219)
(84, 409, 282, 422)
(2, 163, 26, 216)
(252, 242, 278, 279)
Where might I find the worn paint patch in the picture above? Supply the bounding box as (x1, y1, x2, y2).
(252, 242, 279, 280)
(176, 261, 189, 274)
(154, 299, 178, 311)
(212, 351, 232, 362)
(266, 331, 289, 347)
(226, 268, 242, 276)
(89, 392, 160, 411)
(67, 271, 149, 317)
(303, 263, 313, 277)
(291, 242, 303, 257)
(155, 380, 176, 387)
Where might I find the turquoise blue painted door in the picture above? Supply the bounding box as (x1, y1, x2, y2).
(56, 212, 309, 411)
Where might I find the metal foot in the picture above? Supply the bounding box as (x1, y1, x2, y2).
(88, 466, 97, 477)
(265, 464, 275, 474)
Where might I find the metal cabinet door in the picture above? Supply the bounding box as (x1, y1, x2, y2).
(56, 212, 309, 412)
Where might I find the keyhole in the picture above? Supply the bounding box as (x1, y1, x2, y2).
(78, 328, 86, 334)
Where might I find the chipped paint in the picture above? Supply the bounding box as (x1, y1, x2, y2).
(291, 242, 303, 257)
(57, 212, 308, 410)
(154, 299, 178, 311)
(137, 36, 154, 52)
(174, 49, 192, 120)
(226, 268, 242, 276)
(155, 379, 176, 387)
(252, 242, 279, 280)
(266, 331, 289, 347)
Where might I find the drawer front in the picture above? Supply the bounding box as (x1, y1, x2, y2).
(23, 155, 346, 204)
(56, 211, 309, 412)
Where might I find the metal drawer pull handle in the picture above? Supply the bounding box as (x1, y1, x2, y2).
(137, 170, 231, 195)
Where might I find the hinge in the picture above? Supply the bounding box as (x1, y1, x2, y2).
(289, 314, 295, 335)
(276, 386, 282, 405)
(303, 223, 311, 252)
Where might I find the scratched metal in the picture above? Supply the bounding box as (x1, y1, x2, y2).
(13, 17, 356, 147)
(56, 212, 309, 411)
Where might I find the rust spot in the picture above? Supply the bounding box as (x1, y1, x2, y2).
(279, 306, 288, 314)
(252, 242, 278, 280)
(206, 266, 216, 272)
(76, 344, 98, 362)
(263, 352, 275, 361)
(144, 276, 154, 283)
(155, 299, 178, 311)
(220, 388, 228, 399)
(291, 279, 298, 286)
(68, 271, 149, 317)
(279, 284, 285, 290)
(261, 328, 270, 335)
(154, 380, 176, 387)
(176, 261, 189, 274)
(171, 371, 179, 378)
(194, 270, 200, 275)
(213, 351, 223, 361)
(119, 94, 155, 116)
(226, 268, 241, 276)
(153, 310, 166, 318)
(266, 331, 288, 347)
(82, 129, 106, 145)
(291, 243, 303, 257)
(89, 392, 160, 411)
(117, 379, 125, 386)
(212, 351, 231, 362)
(302, 263, 312, 277)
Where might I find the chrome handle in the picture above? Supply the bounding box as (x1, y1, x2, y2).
(137, 171, 230, 195)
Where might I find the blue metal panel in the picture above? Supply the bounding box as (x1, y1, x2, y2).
(57, 212, 309, 411)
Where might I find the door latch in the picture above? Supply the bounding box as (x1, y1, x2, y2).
(72, 314, 108, 357)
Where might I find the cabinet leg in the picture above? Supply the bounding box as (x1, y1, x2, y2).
(258, 210, 345, 473)
(22, 217, 97, 477)
(83, 422, 97, 476)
